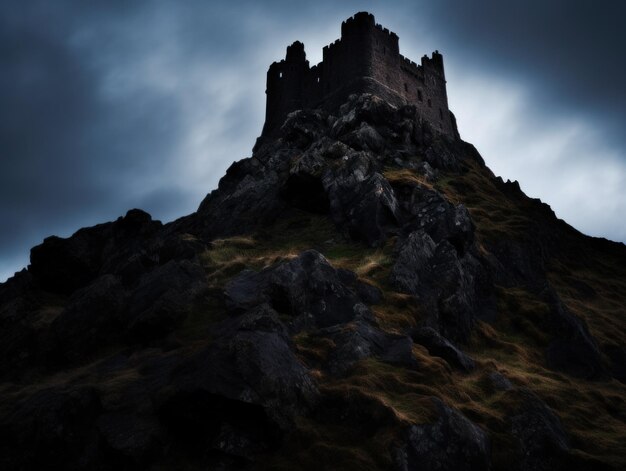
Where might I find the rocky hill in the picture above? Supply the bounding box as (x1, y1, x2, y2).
(1, 92, 625, 470)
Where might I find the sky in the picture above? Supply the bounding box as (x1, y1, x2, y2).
(1, 0, 625, 282)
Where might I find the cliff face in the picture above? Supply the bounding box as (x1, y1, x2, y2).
(1, 92, 625, 470)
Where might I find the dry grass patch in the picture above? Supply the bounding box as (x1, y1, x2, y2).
(383, 167, 434, 190)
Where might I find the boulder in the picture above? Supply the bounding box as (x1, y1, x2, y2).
(164, 303, 318, 429)
(393, 398, 491, 471)
(224, 250, 375, 331)
(390, 230, 437, 295)
(541, 287, 605, 379)
(321, 320, 417, 376)
(486, 371, 514, 391)
(126, 259, 208, 341)
(411, 327, 475, 372)
(341, 122, 385, 152)
(29, 209, 162, 294)
(50, 274, 128, 362)
(508, 389, 570, 471)
(392, 182, 474, 253)
(390, 231, 489, 343)
(325, 172, 400, 246)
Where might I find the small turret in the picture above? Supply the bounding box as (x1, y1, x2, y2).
(263, 41, 313, 135)
(286, 41, 306, 63)
(341, 11, 376, 37)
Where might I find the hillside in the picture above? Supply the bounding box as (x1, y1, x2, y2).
(0, 92, 625, 470)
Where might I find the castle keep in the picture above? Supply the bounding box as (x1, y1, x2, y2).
(263, 12, 458, 138)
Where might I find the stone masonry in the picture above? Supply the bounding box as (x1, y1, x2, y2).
(262, 12, 459, 139)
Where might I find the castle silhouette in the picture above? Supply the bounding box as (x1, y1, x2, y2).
(263, 12, 458, 139)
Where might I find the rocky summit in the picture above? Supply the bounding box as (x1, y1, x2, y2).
(1, 13, 625, 471)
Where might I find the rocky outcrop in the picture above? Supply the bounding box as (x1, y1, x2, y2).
(390, 230, 492, 343)
(540, 287, 606, 379)
(507, 389, 571, 471)
(225, 250, 415, 377)
(0, 89, 623, 471)
(224, 250, 374, 330)
(393, 398, 491, 471)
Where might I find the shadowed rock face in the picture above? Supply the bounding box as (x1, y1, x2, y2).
(0, 79, 624, 469)
(393, 398, 491, 471)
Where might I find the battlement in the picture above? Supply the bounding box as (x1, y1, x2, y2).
(263, 12, 458, 139)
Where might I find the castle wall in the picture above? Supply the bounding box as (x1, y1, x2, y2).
(263, 12, 458, 138)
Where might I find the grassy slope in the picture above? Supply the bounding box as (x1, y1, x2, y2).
(179, 158, 625, 469)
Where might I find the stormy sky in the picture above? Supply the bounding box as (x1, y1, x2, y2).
(1, 0, 625, 281)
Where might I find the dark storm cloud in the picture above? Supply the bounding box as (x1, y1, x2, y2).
(1, 0, 624, 280)
(1, 1, 188, 280)
(423, 0, 626, 147)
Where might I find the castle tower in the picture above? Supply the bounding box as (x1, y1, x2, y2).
(263, 41, 311, 134)
(262, 13, 458, 139)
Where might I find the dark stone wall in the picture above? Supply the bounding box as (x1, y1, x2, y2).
(263, 12, 458, 138)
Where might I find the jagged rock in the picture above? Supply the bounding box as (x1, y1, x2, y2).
(411, 327, 475, 372)
(126, 259, 207, 341)
(41, 259, 207, 364)
(29, 233, 100, 295)
(188, 146, 292, 239)
(165, 304, 318, 430)
(393, 398, 491, 471)
(486, 371, 514, 391)
(390, 230, 437, 295)
(330, 94, 398, 139)
(50, 274, 128, 361)
(336, 268, 383, 304)
(390, 231, 490, 342)
(487, 237, 547, 287)
(322, 139, 352, 159)
(280, 109, 328, 147)
(356, 281, 383, 305)
(29, 209, 163, 294)
(0, 386, 102, 470)
(0, 271, 47, 376)
(321, 320, 417, 376)
(424, 139, 463, 171)
(541, 287, 606, 379)
(341, 122, 385, 152)
(224, 250, 375, 330)
(416, 161, 438, 182)
(392, 182, 474, 252)
(508, 389, 570, 471)
(325, 171, 400, 246)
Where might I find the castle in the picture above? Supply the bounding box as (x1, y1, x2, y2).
(262, 12, 459, 139)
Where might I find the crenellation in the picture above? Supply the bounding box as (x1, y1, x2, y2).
(263, 12, 458, 139)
